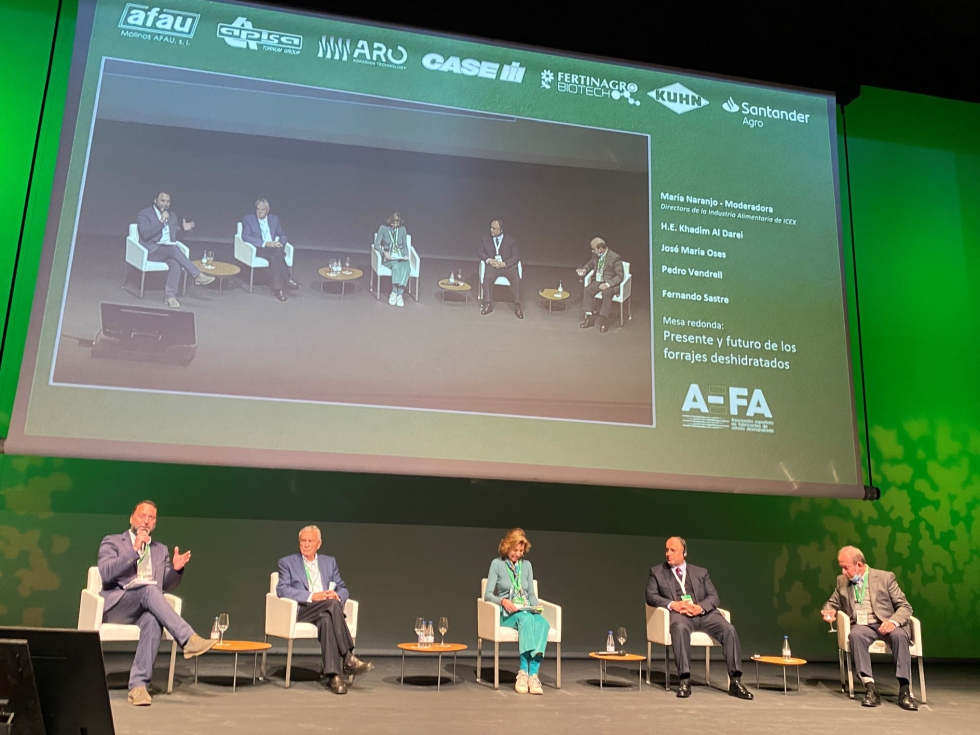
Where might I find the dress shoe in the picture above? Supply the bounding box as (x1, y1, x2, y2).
(182, 634, 217, 659)
(598, 322, 609, 333)
(328, 674, 348, 694)
(898, 688, 918, 711)
(275, 289, 287, 302)
(728, 678, 754, 700)
(343, 654, 375, 677)
(862, 682, 881, 707)
(676, 678, 692, 698)
(194, 273, 215, 286)
(127, 686, 152, 706)
(515, 305, 524, 319)
(287, 279, 301, 289)
(164, 296, 180, 309)
(580, 315, 595, 329)
(481, 303, 494, 315)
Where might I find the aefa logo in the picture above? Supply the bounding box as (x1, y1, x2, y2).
(648, 82, 709, 114)
(218, 17, 302, 53)
(317, 36, 408, 68)
(682, 384, 772, 418)
(118, 4, 200, 38)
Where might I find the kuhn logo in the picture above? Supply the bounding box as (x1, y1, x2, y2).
(682, 384, 771, 418)
(218, 17, 302, 53)
(317, 36, 408, 67)
(422, 53, 525, 83)
(118, 4, 199, 38)
(648, 82, 709, 114)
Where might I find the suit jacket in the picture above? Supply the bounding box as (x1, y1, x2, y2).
(374, 225, 409, 259)
(582, 248, 624, 289)
(645, 562, 720, 616)
(823, 568, 912, 627)
(97, 531, 184, 612)
(277, 553, 349, 606)
(479, 234, 520, 269)
(241, 213, 287, 249)
(137, 206, 185, 252)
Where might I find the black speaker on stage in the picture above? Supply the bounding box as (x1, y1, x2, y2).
(92, 302, 197, 365)
(0, 628, 114, 735)
(0, 639, 45, 735)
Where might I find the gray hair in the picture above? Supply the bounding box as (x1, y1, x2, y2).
(838, 545, 865, 564)
(255, 198, 270, 208)
(298, 525, 322, 541)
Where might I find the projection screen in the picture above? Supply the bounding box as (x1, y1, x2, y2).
(5, 0, 865, 496)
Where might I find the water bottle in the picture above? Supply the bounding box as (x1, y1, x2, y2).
(427, 620, 434, 646)
(210, 617, 220, 640)
(449, 270, 455, 285)
(606, 631, 615, 653)
(782, 635, 791, 660)
(558, 280, 563, 294)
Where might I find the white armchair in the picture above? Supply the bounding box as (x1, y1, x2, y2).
(584, 261, 632, 326)
(369, 233, 420, 301)
(646, 604, 731, 690)
(476, 578, 562, 690)
(234, 222, 295, 292)
(262, 572, 359, 687)
(124, 223, 188, 299)
(837, 610, 926, 703)
(77, 566, 182, 694)
(478, 260, 523, 302)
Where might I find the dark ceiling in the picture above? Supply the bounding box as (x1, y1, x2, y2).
(258, 0, 980, 105)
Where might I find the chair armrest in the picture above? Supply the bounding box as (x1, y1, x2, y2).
(265, 593, 298, 638)
(344, 599, 359, 641)
(477, 598, 501, 640)
(283, 242, 294, 268)
(908, 615, 922, 654)
(235, 235, 258, 266)
(837, 610, 851, 651)
(174, 241, 190, 258)
(370, 245, 382, 273)
(78, 589, 105, 631)
(618, 272, 632, 299)
(126, 238, 149, 268)
(164, 593, 182, 616)
(716, 607, 731, 623)
(537, 597, 561, 640)
(584, 269, 595, 287)
(409, 244, 420, 273)
(647, 605, 670, 645)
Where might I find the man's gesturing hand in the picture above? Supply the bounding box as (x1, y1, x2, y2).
(172, 546, 191, 570)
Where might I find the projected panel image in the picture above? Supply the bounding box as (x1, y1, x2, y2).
(51, 61, 654, 425)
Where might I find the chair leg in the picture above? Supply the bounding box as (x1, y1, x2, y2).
(139, 271, 146, 299)
(556, 642, 561, 689)
(167, 640, 177, 693)
(181, 270, 187, 296)
(705, 647, 711, 688)
(620, 301, 624, 326)
(261, 635, 268, 679)
(917, 656, 927, 703)
(493, 642, 499, 690)
(664, 645, 670, 691)
(838, 649, 846, 693)
(248, 267, 254, 293)
(285, 639, 294, 688)
(846, 650, 854, 699)
(646, 641, 651, 685)
(476, 638, 482, 683)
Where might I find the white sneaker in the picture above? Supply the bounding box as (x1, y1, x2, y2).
(528, 674, 543, 695)
(515, 670, 529, 694)
(164, 297, 180, 308)
(388, 291, 398, 306)
(396, 294, 405, 308)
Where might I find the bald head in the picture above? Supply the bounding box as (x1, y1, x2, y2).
(837, 545, 866, 579)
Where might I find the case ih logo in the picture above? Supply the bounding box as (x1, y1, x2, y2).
(118, 4, 200, 38)
(648, 82, 709, 114)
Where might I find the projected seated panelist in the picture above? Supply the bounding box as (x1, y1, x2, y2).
(373, 211, 411, 308)
(576, 237, 623, 334)
(137, 191, 214, 309)
(240, 198, 299, 302)
(479, 219, 523, 319)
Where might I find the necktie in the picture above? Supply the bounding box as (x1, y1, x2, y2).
(675, 567, 684, 589)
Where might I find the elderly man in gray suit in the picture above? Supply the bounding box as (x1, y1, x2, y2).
(576, 237, 624, 333)
(822, 545, 917, 710)
(98, 500, 216, 706)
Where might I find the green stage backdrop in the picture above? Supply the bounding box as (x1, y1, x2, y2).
(1, 0, 978, 660)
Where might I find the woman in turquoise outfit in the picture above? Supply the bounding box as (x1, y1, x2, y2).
(484, 528, 550, 694)
(373, 211, 411, 307)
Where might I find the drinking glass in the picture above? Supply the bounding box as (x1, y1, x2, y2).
(438, 617, 449, 645)
(616, 627, 627, 653)
(217, 613, 230, 643)
(345, 256, 351, 273)
(827, 616, 837, 633)
(414, 617, 424, 643)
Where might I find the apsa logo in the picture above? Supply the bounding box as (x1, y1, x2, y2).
(118, 4, 200, 38)
(682, 384, 771, 417)
(648, 82, 709, 115)
(218, 17, 302, 54)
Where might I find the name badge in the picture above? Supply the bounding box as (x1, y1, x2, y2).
(856, 611, 869, 626)
(681, 594, 693, 603)
(512, 596, 526, 607)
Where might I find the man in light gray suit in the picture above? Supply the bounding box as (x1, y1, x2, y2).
(98, 501, 216, 706)
(822, 545, 918, 710)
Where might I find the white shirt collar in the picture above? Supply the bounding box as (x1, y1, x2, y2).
(670, 562, 687, 577)
(303, 554, 318, 566)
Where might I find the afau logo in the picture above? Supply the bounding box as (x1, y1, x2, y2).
(218, 17, 302, 54)
(648, 82, 709, 114)
(541, 69, 640, 107)
(118, 4, 200, 39)
(318, 36, 408, 68)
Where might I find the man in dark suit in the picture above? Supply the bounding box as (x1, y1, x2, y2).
(479, 219, 523, 319)
(277, 525, 373, 694)
(646, 536, 753, 700)
(241, 198, 299, 302)
(98, 501, 216, 706)
(822, 545, 917, 710)
(136, 192, 214, 308)
(576, 237, 624, 333)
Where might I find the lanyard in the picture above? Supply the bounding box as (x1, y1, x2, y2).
(505, 560, 523, 598)
(854, 570, 868, 604)
(389, 227, 401, 255)
(304, 558, 320, 589)
(597, 252, 606, 273)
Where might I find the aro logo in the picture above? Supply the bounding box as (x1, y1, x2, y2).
(682, 384, 772, 418)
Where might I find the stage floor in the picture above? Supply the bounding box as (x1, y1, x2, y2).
(108, 653, 979, 734)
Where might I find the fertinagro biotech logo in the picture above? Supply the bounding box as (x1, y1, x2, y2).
(648, 82, 709, 114)
(540, 70, 640, 107)
(118, 4, 200, 42)
(218, 17, 302, 54)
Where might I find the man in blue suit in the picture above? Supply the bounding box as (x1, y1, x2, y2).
(136, 191, 214, 308)
(98, 500, 216, 706)
(277, 525, 372, 694)
(241, 198, 299, 302)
